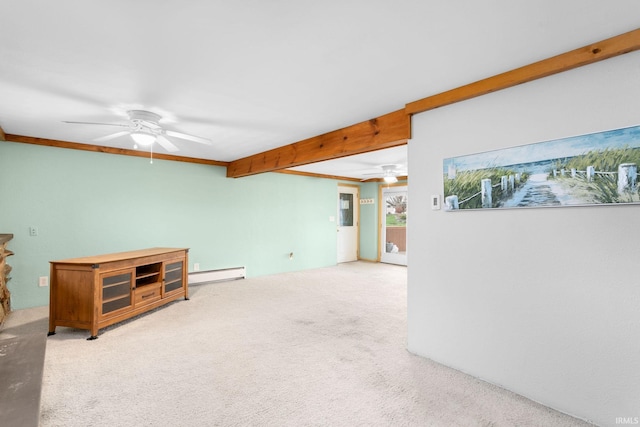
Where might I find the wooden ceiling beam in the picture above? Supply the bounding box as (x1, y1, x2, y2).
(406, 27, 640, 115)
(226, 109, 410, 178)
(276, 169, 363, 182)
(0, 126, 6, 141)
(4, 134, 229, 167)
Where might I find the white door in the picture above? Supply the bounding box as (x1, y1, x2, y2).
(337, 185, 359, 263)
(381, 185, 407, 266)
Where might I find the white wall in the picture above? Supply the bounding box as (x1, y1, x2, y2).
(407, 51, 640, 426)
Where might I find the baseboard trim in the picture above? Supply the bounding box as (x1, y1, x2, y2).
(188, 267, 246, 285)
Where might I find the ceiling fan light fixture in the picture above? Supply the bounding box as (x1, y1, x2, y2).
(383, 175, 398, 183)
(131, 132, 156, 146)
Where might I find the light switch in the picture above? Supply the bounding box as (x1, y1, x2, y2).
(431, 195, 440, 210)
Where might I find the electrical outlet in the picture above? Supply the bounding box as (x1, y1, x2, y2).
(39, 276, 49, 287)
(193, 263, 200, 271)
(29, 226, 38, 236)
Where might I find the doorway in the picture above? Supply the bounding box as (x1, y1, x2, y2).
(337, 185, 359, 263)
(380, 184, 407, 265)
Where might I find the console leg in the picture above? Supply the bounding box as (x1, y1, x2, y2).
(87, 335, 98, 341)
(47, 331, 56, 337)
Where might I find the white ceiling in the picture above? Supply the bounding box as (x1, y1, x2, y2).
(1, 1, 639, 179)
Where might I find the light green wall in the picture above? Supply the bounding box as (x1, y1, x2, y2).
(1, 141, 375, 309)
(358, 182, 379, 261)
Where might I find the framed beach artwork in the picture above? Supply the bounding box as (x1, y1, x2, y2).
(442, 124, 640, 211)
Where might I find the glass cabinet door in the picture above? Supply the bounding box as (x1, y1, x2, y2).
(101, 270, 133, 315)
(164, 261, 184, 294)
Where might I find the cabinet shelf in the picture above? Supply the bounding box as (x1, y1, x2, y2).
(135, 281, 160, 288)
(136, 272, 159, 280)
(103, 280, 130, 289)
(135, 263, 162, 286)
(102, 294, 130, 305)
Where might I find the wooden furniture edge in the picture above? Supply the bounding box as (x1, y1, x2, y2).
(51, 247, 189, 265)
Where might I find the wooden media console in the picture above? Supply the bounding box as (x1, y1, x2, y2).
(48, 247, 189, 340)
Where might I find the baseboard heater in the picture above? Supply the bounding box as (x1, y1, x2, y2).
(188, 267, 246, 285)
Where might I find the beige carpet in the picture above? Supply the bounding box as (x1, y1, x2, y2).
(31, 262, 590, 426)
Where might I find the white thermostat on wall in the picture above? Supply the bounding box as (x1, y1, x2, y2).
(431, 195, 440, 210)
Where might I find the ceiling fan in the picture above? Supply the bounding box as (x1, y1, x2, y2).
(63, 110, 211, 153)
(362, 164, 407, 183)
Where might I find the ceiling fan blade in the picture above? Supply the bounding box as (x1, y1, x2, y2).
(94, 130, 131, 142)
(139, 120, 162, 129)
(165, 130, 211, 145)
(156, 135, 179, 152)
(63, 121, 129, 128)
(361, 169, 407, 177)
